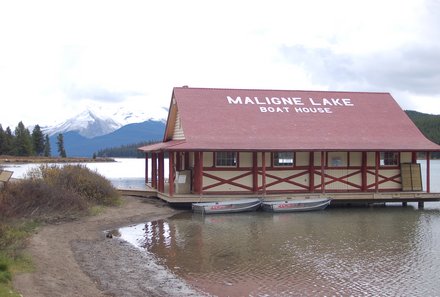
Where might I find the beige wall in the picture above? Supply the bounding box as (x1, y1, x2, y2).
(239, 152, 253, 167)
(196, 150, 409, 193)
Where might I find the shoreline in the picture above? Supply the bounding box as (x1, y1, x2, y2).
(0, 155, 115, 164)
(13, 196, 209, 297)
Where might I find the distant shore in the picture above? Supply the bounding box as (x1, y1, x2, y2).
(0, 155, 115, 164)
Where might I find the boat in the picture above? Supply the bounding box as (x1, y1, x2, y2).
(192, 198, 261, 214)
(262, 198, 331, 213)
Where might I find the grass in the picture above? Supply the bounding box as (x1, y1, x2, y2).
(0, 220, 37, 296)
(0, 164, 122, 295)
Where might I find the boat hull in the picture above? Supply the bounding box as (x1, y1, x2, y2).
(262, 198, 331, 213)
(192, 198, 261, 214)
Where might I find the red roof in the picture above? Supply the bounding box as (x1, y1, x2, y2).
(142, 87, 440, 152)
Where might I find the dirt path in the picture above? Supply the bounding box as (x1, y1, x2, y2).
(13, 196, 209, 297)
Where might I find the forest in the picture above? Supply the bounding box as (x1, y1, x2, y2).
(95, 140, 160, 158)
(0, 122, 66, 157)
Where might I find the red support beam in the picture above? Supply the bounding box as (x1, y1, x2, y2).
(158, 152, 164, 193)
(184, 152, 190, 170)
(169, 152, 174, 196)
(252, 152, 258, 193)
(361, 152, 367, 191)
(193, 152, 199, 193)
(203, 171, 253, 191)
(262, 152, 266, 195)
(193, 152, 203, 194)
(375, 151, 379, 192)
(309, 152, 314, 192)
(145, 153, 149, 184)
(151, 153, 157, 189)
(427, 151, 431, 193)
(199, 152, 204, 194)
(412, 151, 417, 164)
(176, 152, 182, 171)
(321, 151, 325, 193)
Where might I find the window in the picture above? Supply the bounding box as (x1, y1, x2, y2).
(380, 152, 399, 166)
(215, 152, 237, 167)
(273, 152, 294, 167)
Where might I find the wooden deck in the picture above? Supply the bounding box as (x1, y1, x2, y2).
(117, 185, 440, 206)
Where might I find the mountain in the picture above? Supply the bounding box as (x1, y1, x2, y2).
(43, 110, 121, 139)
(49, 120, 165, 157)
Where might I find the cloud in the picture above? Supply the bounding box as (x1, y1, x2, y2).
(63, 84, 143, 102)
(281, 44, 440, 96)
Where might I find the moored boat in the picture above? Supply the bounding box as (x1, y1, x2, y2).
(262, 198, 331, 213)
(192, 198, 261, 214)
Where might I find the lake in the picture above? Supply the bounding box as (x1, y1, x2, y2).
(3, 158, 440, 296)
(0, 158, 165, 189)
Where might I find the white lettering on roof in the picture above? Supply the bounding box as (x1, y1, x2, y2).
(260, 107, 290, 112)
(226, 95, 354, 114)
(227, 96, 242, 104)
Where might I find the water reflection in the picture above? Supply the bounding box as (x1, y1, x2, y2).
(119, 207, 440, 296)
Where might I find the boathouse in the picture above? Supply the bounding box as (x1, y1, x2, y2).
(139, 87, 440, 204)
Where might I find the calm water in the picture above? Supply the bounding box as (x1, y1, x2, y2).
(120, 206, 440, 297)
(116, 160, 440, 297)
(0, 158, 164, 189)
(3, 158, 440, 296)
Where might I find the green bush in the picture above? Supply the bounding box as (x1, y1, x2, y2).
(0, 164, 120, 220)
(30, 164, 120, 206)
(0, 261, 11, 283)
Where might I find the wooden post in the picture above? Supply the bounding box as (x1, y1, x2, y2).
(158, 152, 164, 193)
(321, 151, 325, 193)
(193, 152, 203, 195)
(199, 152, 203, 194)
(145, 152, 149, 185)
(169, 151, 174, 196)
(262, 152, 266, 195)
(361, 152, 367, 191)
(252, 152, 258, 193)
(426, 151, 431, 193)
(309, 151, 315, 192)
(176, 152, 182, 171)
(151, 153, 157, 189)
(412, 151, 417, 164)
(184, 152, 190, 170)
(375, 151, 379, 192)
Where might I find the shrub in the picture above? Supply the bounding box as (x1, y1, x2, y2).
(0, 164, 120, 220)
(0, 260, 11, 283)
(29, 164, 120, 206)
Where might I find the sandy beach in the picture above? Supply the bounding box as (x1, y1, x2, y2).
(12, 196, 210, 297)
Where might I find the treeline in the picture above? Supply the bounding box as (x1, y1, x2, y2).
(405, 110, 440, 158)
(95, 140, 160, 158)
(0, 122, 66, 157)
(405, 111, 440, 143)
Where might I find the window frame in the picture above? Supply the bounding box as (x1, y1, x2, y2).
(215, 151, 238, 167)
(273, 151, 295, 167)
(380, 151, 399, 166)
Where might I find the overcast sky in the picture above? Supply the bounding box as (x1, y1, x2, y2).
(1, 0, 439, 129)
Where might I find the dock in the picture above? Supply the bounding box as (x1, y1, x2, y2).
(117, 186, 440, 208)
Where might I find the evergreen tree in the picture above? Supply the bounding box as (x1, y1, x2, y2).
(44, 134, 51, 157)
(4, 127, 14, 155)
(14, 121, 33, 156)
(0, 124, 5, 155)
(56, 133, 67, 158)
(32, 125, 45, 156)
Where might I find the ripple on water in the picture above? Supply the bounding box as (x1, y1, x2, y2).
(119, 207, 440, 297)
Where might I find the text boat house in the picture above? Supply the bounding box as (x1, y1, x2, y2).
(139, 87, 440, 204)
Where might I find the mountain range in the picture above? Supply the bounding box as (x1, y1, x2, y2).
(44, 108, 166, 157)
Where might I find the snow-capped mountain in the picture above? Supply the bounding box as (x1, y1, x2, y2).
(43, 109, 122, 139)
